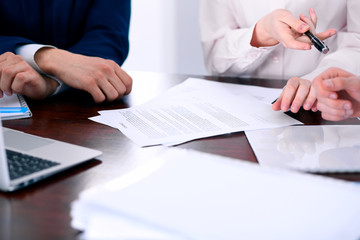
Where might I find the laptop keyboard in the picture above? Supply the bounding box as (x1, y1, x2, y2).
(6, 149, 60, 180)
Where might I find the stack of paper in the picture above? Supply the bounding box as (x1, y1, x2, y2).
(90, 78, 301, 146)
(71, 148, 360, 240)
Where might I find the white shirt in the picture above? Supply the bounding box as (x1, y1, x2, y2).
(199, 0, 360, 81)
(15, 44, 67, 95)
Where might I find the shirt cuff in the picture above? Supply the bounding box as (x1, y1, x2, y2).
(15, 44, 67, 96)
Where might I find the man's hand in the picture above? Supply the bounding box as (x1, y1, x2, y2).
(312, 67, 360, 121)
(0, 52, 59, 99)
(35, 48, 133, 103)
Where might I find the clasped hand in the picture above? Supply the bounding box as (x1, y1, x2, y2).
(0, 48, 133, 103)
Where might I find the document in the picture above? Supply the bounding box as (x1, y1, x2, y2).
(0, 94, 32, 120)
(245, 125, 360, 173)
(71, 148, 360, 240)
(92, 78, 301, 146)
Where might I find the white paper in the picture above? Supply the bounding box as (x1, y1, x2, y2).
(245, 125, 360, 172)
(94, 78, 300, 146)
(71, 148, 360, 240)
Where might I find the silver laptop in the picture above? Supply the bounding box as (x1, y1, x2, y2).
(0, 120, 102, 192)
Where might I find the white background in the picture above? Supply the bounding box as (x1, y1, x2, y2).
(122, 0, 207, 76)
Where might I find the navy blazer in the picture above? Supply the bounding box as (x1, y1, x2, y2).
(0, 0, 130, 66)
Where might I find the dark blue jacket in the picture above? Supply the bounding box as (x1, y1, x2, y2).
(0, 0, 130, 66)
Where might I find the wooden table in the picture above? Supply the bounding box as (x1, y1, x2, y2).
(0, 71, 359, 239)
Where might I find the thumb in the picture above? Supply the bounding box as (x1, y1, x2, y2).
(323, 76, 360, 92)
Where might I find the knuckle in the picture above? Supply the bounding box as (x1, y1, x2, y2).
(2, 66, 13, 76)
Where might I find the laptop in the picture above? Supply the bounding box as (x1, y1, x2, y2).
(0, 120, 102, 192)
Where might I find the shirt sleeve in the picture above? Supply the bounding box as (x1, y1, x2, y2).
(301, 0, 360, 81)
(15, 44, 68, 95)
(199, 0, 276, 75)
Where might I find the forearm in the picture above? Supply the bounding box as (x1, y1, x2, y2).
(34, 48, 65, 76)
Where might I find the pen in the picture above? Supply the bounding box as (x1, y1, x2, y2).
(304, 30, 329, 54)
(0, 107, 27, 113)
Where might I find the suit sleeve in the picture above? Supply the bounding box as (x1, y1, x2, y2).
(0, 36, 35, 53)
(68, 0, 131, 66)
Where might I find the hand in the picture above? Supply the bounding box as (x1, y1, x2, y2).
(0, 52, 59, 99)
(251, 8, 336, 50)
(312, 67, 360, 121)
(272, 77, 317, 113)
(35, 48, 133, 103)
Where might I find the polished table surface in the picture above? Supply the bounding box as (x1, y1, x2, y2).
(0, 71, 359, 240)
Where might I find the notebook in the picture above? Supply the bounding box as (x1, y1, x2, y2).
(0, 94, 32, 120)
(0, 120, 102, 192)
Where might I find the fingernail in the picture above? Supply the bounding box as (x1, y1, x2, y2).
(281, 104, 289, 111)
(299, 23, 309, 32)
(291, 104, 299, 112)
(329, 93, 337, 99)
(344, 103, 351, 110)
(324, 79, 334, 88)
(304, 44, 311, 50)
(304, 102, 311, 110)
(346, 109, 353, 116)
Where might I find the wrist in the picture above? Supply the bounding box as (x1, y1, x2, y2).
(34, 48, 65, 76)
(251, 21, 278, 48)
(43, 75, 60, 97)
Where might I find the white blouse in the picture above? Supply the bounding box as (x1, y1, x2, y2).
(199, 0, 360, 81)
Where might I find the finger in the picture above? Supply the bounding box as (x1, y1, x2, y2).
(299, 14, 315, 33)
(0, 52, 15, 65)
(303, 86, 317, 110)
(311, 29, 337, 41)
(11, 71, 35, 94)
(317, 98, 353, 119)
(278, 27, 311, 49)
(278, 11, 310, 34)
(96, 77, 121, 102)
(106, 73, 127, 100)
(272, 95, 283, 111)
(290, 81, 311, 113)
(309, 8, 317, 27)
(0, 64, 21, 96)
(324, 76, 360, 92)
(321, 112, 347, 121)
(115, 67, 133, 95)
(105, 68, 129, 99)
(1, 57, 32, 95)
(83, 78, 107, 103)
(311, 100, 318, 112)
(280, 78, 303, 112)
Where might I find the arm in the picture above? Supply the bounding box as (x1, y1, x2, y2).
(0, 0, 132, 102)
(67, 0, 131, 66)
(273, 1, 360, 114)
(199, 1, 334, 75)
(36, 0, 132, 102)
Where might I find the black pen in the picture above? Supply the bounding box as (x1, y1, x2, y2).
(304, 30, 329, 54)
